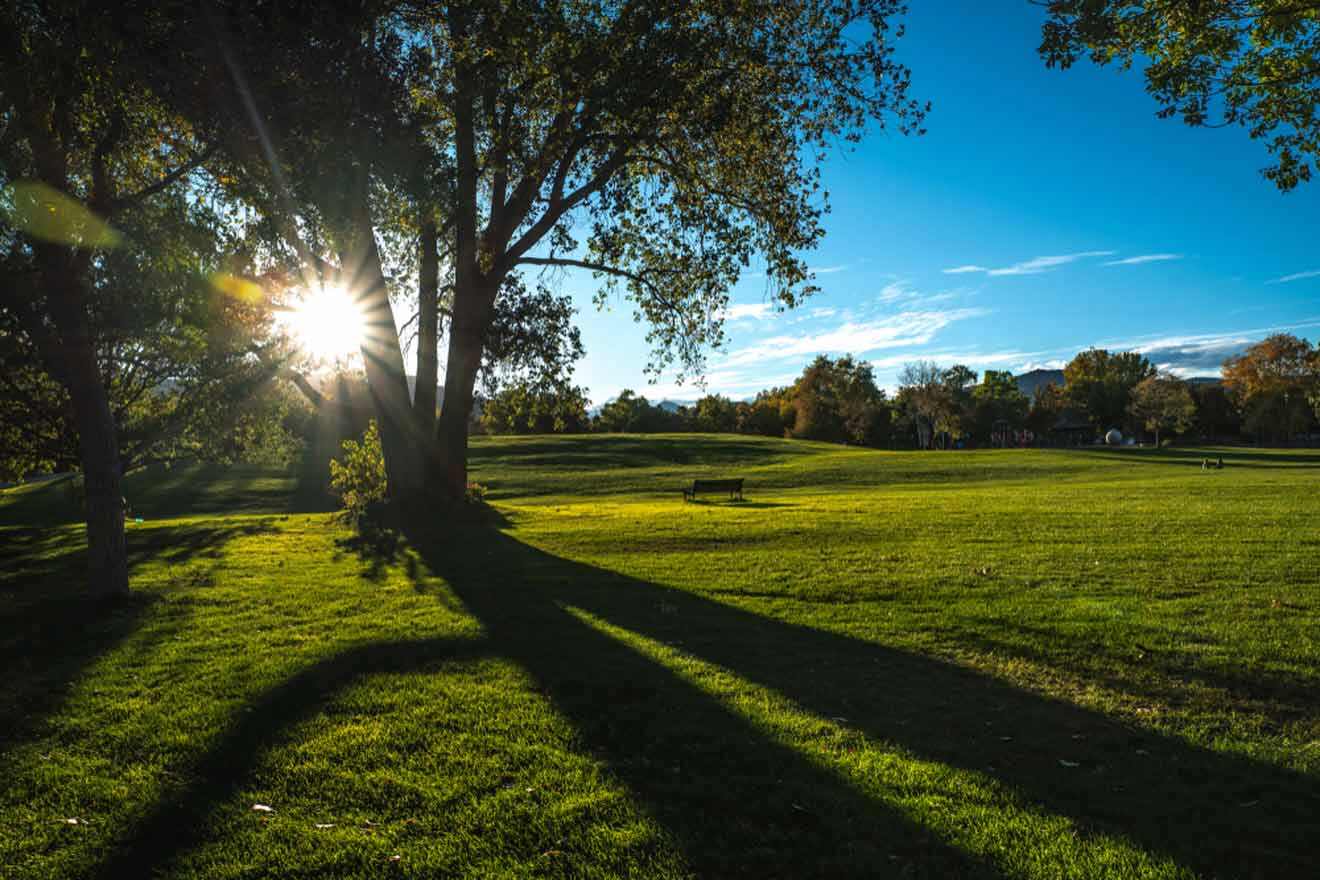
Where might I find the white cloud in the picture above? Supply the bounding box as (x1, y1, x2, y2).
(879, 281, 914, 302)
(809, 307, 837, 319)
(720, 302, 776, 321)
(809, 264, 848, 275)
(719, 307, 989, 368)
(986, 251, 1116, 276)
(1268, 268, 1320, 284)
(941, 251, 1116, 277)
(866, 349, 1047, 371)
(1103, 253, 1183, 266)
(1096, 318, 1320, 375)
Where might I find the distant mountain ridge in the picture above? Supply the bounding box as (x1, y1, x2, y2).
(1013, 369, 1065, 398)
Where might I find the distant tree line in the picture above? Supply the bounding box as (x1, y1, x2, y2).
(478, 334, 1320, 448)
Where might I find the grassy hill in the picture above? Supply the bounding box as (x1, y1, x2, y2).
(2, 436, 1318, 879)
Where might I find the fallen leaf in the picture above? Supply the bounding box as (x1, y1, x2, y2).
(64, 818, 81, 825)
(251, 804, 275, 813)
(314, 823, 335, 829)
(1059, 759, 1080, 768)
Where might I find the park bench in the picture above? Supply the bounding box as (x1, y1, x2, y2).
(682, 478, 744, 502)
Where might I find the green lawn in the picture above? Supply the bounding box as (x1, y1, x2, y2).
(2, 436, 1318, 879)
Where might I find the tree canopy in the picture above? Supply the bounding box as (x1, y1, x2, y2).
(1040, 0, 1320, 190)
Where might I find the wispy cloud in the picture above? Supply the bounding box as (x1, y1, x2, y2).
(876, 281, 971, 308)
(942, 251, 1116, 277)
(1097, 318, 1320, 375)
(987, 251, 1116, 276)
(1103, 253, 1182, 266)
(1268, 268, 1320, 284)
(866, 349, 1047, 371)
(879, 281, 914, 302)
(809, 264, 849, 275)
(720, 307, 989, 368)
(720, 302, 776, 321)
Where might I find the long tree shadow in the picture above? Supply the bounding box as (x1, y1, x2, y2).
(951, 618, 1320, 733)
(88, 636, 487, 880)
(0, 520, 275, 768)
(408, 521, 1320, 879)
(400, 521, 1002, 879)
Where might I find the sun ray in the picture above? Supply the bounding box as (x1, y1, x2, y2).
(278, 284, 366, 362)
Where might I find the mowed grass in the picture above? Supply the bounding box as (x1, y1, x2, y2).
(1, 435, 1318, 879)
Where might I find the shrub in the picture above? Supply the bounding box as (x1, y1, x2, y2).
(328, 420, 386, 519)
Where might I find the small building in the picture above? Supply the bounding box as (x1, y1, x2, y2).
(1049, 410, 1093, 447)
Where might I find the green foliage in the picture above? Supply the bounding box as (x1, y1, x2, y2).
(693, 394, 739, 434)
(479, 382, 590, 435)
(1063, 348, 1156, 432)
(593, 390, 687, 434)
(1041, 0, 1320, 190)
(736, 388, 796, 438)
(328, 421, 386, 519)
(1128, 374, 1198, 445)
(972, 369, 1030, 439)
(1027, 382, 1070, 435)
(789, 355, 892, 446)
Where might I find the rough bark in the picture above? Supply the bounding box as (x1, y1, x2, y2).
(42, 272, 129, 598)
(413, 218, 439, 435)
(66, 344, 130, 598)
(432, 282, 494, 498)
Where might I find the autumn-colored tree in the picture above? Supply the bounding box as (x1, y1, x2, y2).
(1221, 334, 1319, 443)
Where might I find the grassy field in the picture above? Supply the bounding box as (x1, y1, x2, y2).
(2, 435, 1318, 879)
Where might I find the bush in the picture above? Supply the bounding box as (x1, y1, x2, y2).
(328, 420, 386, 520)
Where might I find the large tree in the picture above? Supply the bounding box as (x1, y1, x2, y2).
(1039, 0, 1320, 190)
(1221, 333, 1318, 443)
(388, 0, 927, 495)
(789, 355, 891, 446)
(1128, 373, 1197, 447)
(1, 2, 234, 596)
(135, 0, 925, 501)
(1063, 348, 1155, 432)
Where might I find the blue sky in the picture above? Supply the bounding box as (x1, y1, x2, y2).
(551, 3, 1320, 404)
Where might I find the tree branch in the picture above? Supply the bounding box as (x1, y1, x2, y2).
(110, 145, 219, 215)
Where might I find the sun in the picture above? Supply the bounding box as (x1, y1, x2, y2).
(279, 284, 366, 361)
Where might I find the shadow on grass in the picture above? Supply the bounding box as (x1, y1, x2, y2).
(88, 637, 487, 880)
(683, 499, 796, 509)
(0, 520, 274, 768)
(955, 618, 1320, 733)
(1073, 447, 1320, 469)
(404, 521, 1318, 879)
(80, 516, 1319, 878)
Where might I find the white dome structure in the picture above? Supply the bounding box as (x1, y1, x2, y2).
(1104, 429, 1123, 447)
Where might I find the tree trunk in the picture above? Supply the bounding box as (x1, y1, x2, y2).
(351, 218, 424, 497)
(66, 346, 130, 598)
(413, 217, 439, 434)
(431, 282, 495, 499)
(40, 277, 130, 599)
